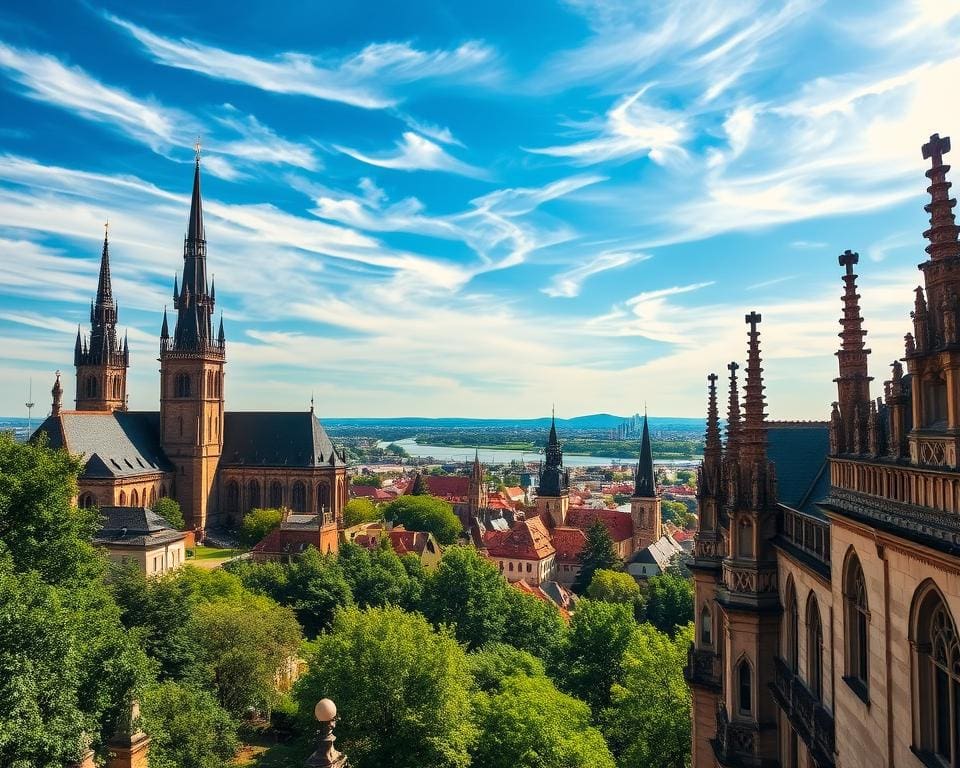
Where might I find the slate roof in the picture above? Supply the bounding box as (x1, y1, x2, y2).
(33, 411, 171, 479)
(566, 507, 634, 543)
(220, 412, 345, 468)
(629, 533, 683, 570)
(766, 422, 830, 518)
(94, 506, 184, 547)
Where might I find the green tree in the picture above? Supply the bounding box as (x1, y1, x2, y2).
(351, 474, 382, 488)
(383, 495, 462, 545)
(587, 569, 641, 604)
(572, 521, 621, 594)
(343, 497, 380, 527)
(109, 562, 198, 681)
(421, 546, 509, 649)
(602, 624, 692, 768)
(153, 496, 185, 530)
(553, 598, 635, 712)
(338, 540, 418, 609)
(295, 606, 475, 768)
(140, 681, 238, 768)
(239, 507, 283, 547)
(639, 572, 694, 637)
(190, 592, 302, 716)
(661, 499, 693, 528)
(471, 671, 615, 768)
(503, 587, 566, 660)
(468, 643, 545, 693)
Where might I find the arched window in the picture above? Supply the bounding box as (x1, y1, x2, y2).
(509, 562, 514, 572)
(131, 489, 139, 506)
(86, 376, 98, 398)
(78, 492, 96, 509)
(700, 605, 712, 647)
(924, 375, 948, 428)
(844, 551, 870, 693)
(912, 582, 960, 763)
(316, 481, 331, 513)
(226, 481, 240, 518)
(785, 577, 799, 671)
(269, 480, 283, 508)
(149, 487, 156, 506)
(178, 416, 183, 437)
(248, 479, 261, 510)
(175, 372, 191, 398)
(737, 518, 754, 559)
(737, 659, 752, 715)
(807, 594, 823, 700)
(291, 481, 307, 513)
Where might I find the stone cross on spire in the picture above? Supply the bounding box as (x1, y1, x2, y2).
(923, 133, 950, 168)
(840, 248, 858, 275)
(704, 372, 721, 461)
(725, 361, 741, 461)
(921, 132, 959, 261)
(741, 311, 768, 460)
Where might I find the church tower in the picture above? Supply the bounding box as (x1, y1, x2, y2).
(630, 412, 661, 551)
(536, 412, 569, 527)
(467, 450, 488, 515)
(75, 226, 128, 411)
(159, 148, 226, 531)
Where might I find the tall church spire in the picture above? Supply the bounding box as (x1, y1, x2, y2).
(834, 250, 873, 454)
(704, 373, 721, 462)
(96, 224, 114, 308)
(922, 133, 960, 262)
(633, 412, 656, 497)
(740, 312, 768, 461)
(725, 361, 741, 462)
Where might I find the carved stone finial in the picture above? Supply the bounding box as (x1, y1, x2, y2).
(306, 699, 348, 767)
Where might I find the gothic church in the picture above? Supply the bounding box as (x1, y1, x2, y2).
(34, 152, 348, 532)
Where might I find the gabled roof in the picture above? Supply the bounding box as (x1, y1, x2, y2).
(424, 475, 470, 498)
(32, 411, 171, 479)
(629, 533, 683, 570)
(221, 412, 345, 468)
(93, 506, 184, 547)
(484, 516, 555, 560)
(566, 507, 634, 543)
(350, 485, 392, 501)
(766, 422, 830, 518)
(251, 527, 319, 556)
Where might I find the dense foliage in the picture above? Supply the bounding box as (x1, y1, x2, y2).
(342, 497, 380, 527)
(238, 507, 283, 546)
(382, 495, 462, 544)
(572, 520, 621, 593)
(153, 496, 185, 530)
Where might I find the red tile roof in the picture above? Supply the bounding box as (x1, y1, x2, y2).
(351, 485, 392, 501)
(514, 579, 572, 621)
(551, 526, 588, 563)
(503, 486, 525, 502)
(252, 527, 318, 556)
(566, 507, 634, 543)
(484, 516, 555, 560)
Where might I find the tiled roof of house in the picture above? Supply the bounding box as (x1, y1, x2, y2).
(484, 516, 555, 560)
(552, 526, 588, 563)
(350, 485, 392, 501)
(424, 475, 471, 498)
(566, 507, 634, 543)
(251, 527, 319, 556)
(93, 505, 184, 547)
(503, 486, 525, 502)
(514, 579, 574, 620)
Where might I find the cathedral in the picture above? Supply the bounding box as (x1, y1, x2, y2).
(33, 151, 348, 532)
(688, 133, 960, 768)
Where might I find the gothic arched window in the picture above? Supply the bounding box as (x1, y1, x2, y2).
(175, 372, 191, 398)
(226, 481, 239, 518)
(700, 605, 712, 647)
(844, 550, 870, 694)
(807, 594, 824, 701)
(119, 490, 126, 506)
(291, 481, 307, 513)
(737, 518, 754, 559)
(131, 489, 139, 506)
(316, 481, 331, 513)
(785, 577, 799, 671)
(78, 492, 96, 509)
(737, 658, 752, 716)
(149, 487, 156, 506)
(269, 480, 283, 509)
(85, 376, 98, 398)
(912, 583, 960, 763)
(248, 479, 261, 510)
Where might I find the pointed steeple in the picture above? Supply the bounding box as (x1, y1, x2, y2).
(834, 250, 873, 454)
(96, 224, 114, 308)
(633, 412, 656, 497)
(538, 408, 566, 497)
(187, 143, 205, 244)
(173, 274, 179, 303)
(704, 373, 721, 462)
(472, 448, 482, 479)
(210, 276, 216, 301)
(726, 361, 741, 462)
(51, 370, 63, 416)
(217, 312, 225, 345)
(160, 307, 169, 338)
(921, 133, 960, 262)
(740, 312, 768, 461)
(74, 325, 83, 365)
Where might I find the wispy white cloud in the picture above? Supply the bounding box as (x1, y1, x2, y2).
(543, 250, 651, 298)
(746, 275, 796, 290)
(527, 88, 688, 166)
(336, 132, 489, 178)
(108, 14, 498, 110)
(215, 109, 320, 171)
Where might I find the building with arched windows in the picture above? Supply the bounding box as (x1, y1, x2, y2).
(33, 151, 348, 536)
(688, 134, 960, 768)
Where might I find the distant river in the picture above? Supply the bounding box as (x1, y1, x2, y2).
(377, 438, 699, 468)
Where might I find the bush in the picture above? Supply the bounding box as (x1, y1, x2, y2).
(239, 508, 283, 547)
(382, 496, 462, 545)
(587, 569, 641, 604)
(153, 496, 185, 530)
(343, 497, 380, 528)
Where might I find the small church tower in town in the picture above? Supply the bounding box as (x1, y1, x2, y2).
(159, 145, 226, 530)
(75, 225, 128, 411)
(630, 412, 661, 551)
(468, 449, 489, 516)
(536, 412, 569, 527)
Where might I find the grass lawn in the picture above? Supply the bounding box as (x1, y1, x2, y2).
(233, 735, 310, 766)
(186, 545, 244, 570)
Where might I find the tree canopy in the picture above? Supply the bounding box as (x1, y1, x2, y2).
(638, 571, 694, 637)
(382, 495, 462, 544)
(587, 569, 641, 605)
(238, 507, 283, 547)
(572, 520, 621, 594)
(153, 496, 185, 531)
(343, 497, 380, 527)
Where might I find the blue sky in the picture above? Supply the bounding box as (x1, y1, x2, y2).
(0, 0, 959, 419)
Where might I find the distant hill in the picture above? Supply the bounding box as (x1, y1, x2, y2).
(320, 414, 704, 431)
